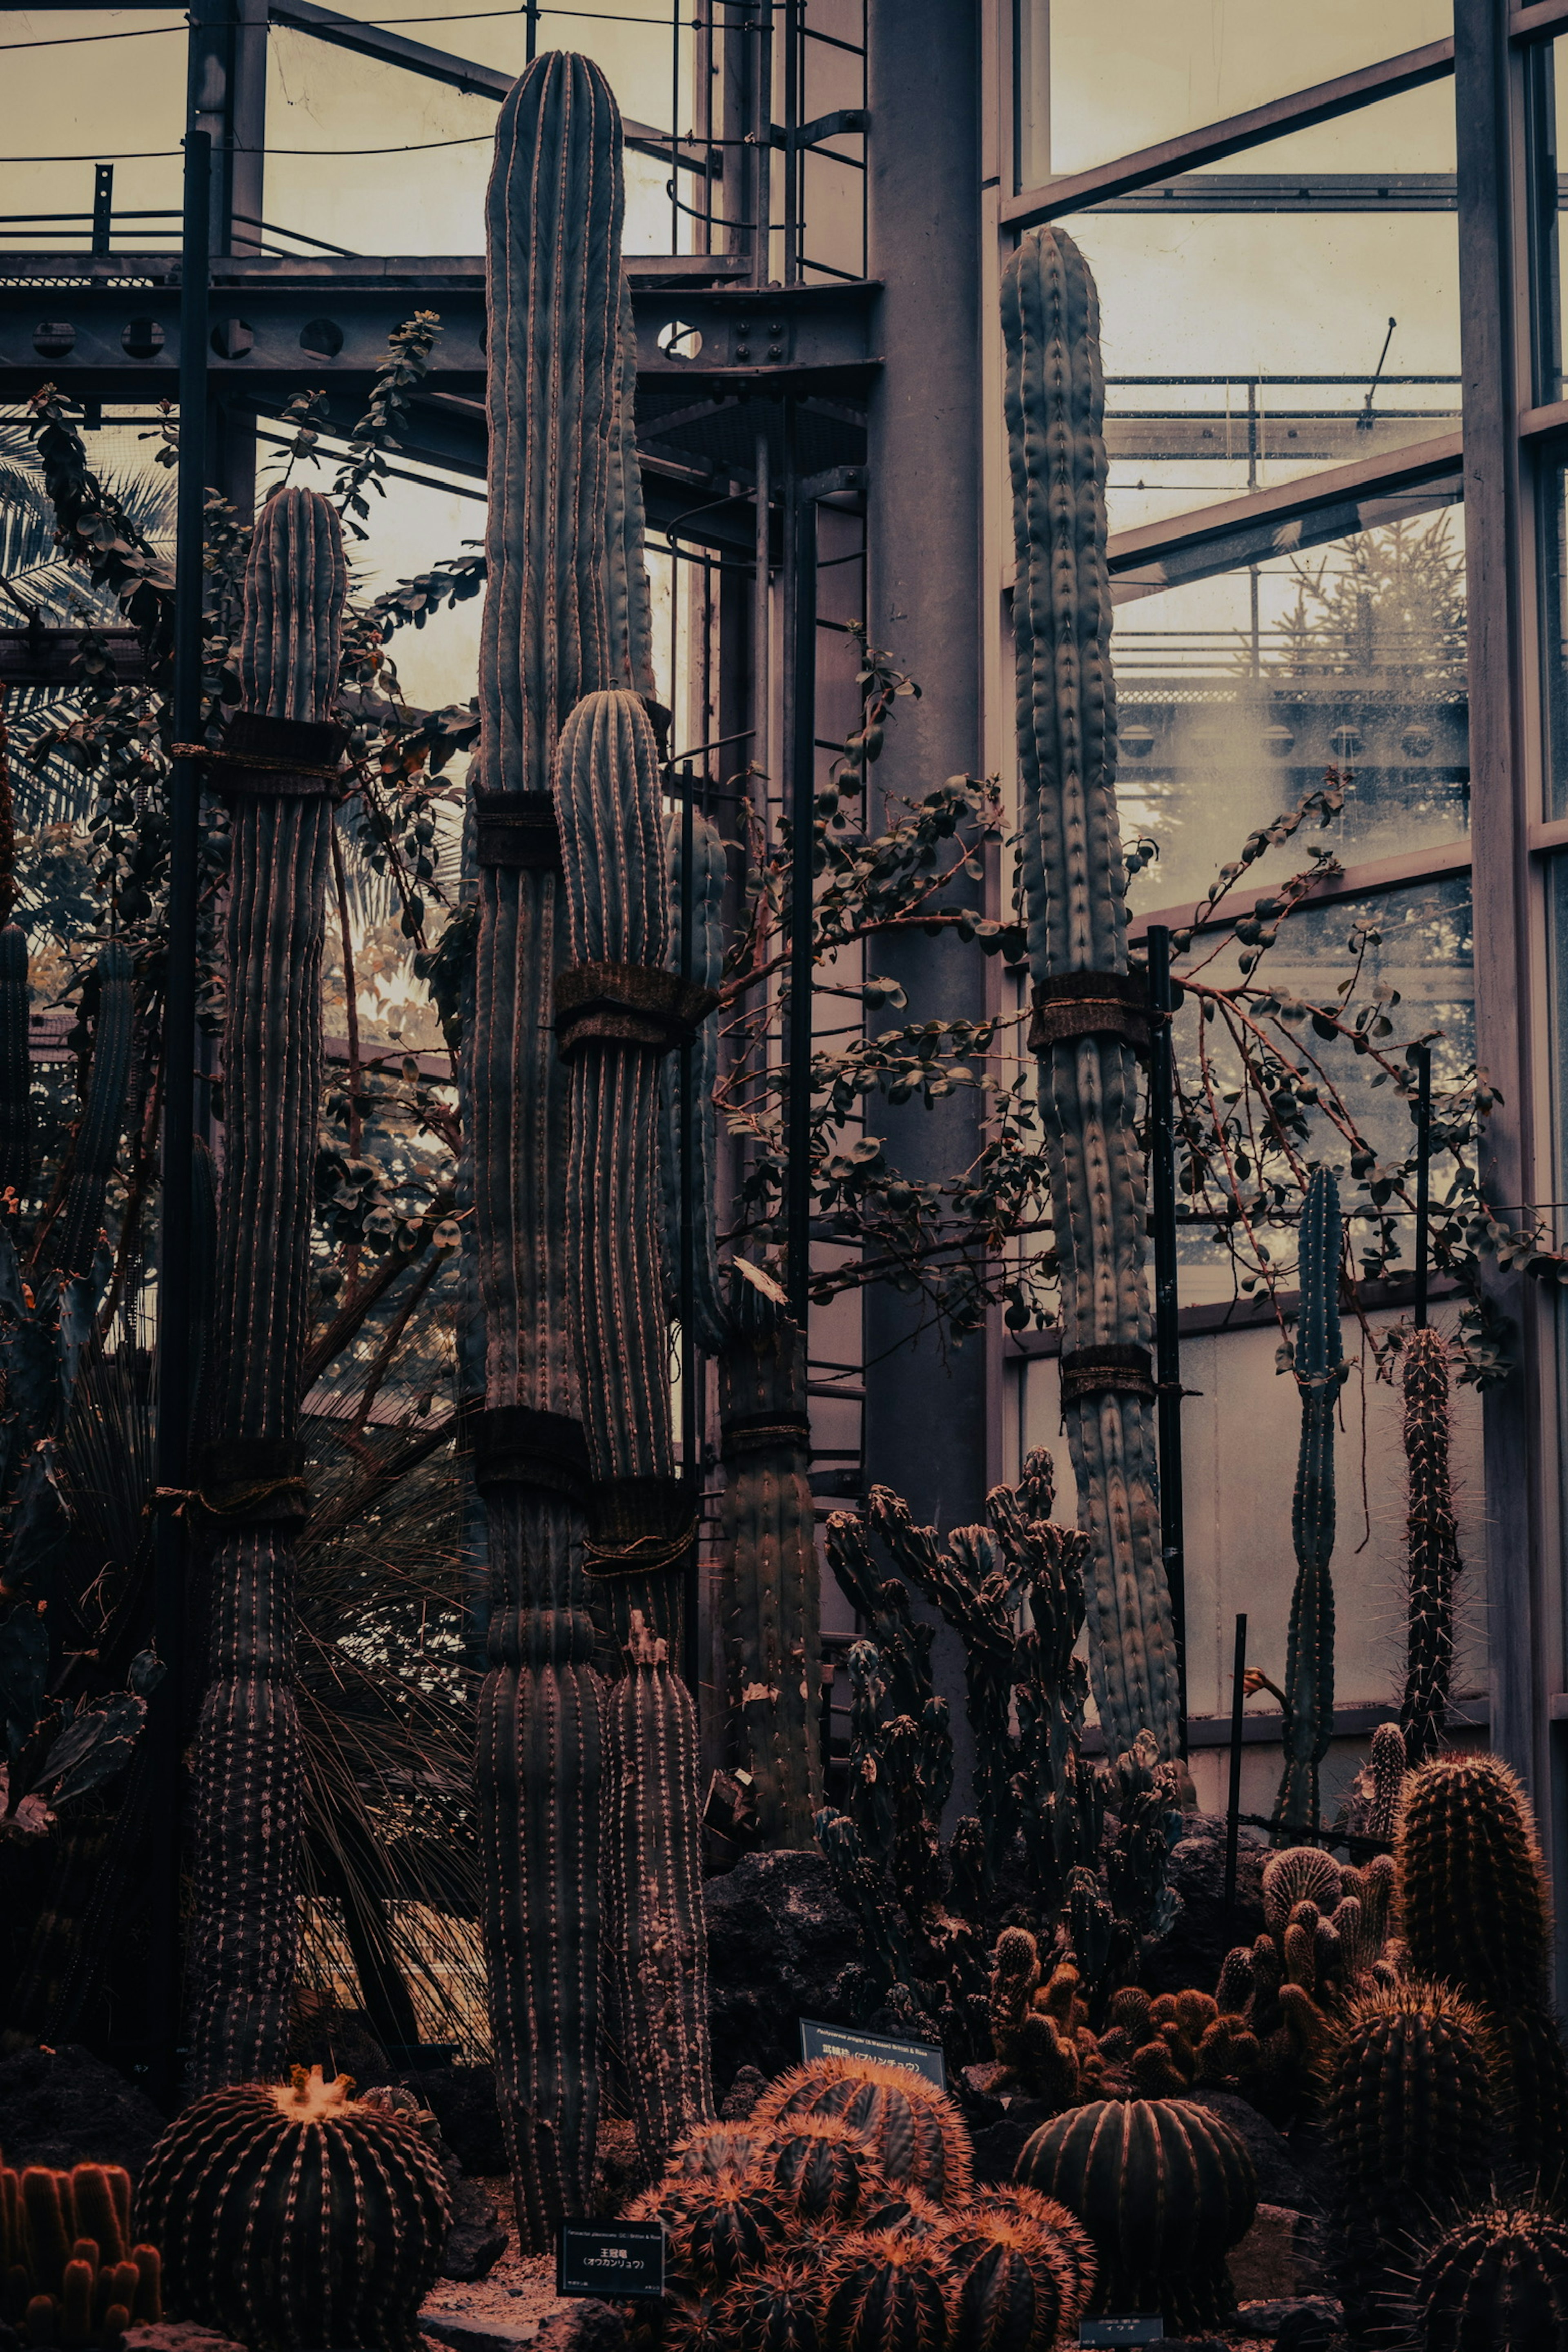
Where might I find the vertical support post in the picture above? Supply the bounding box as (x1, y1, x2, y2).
(1224, 1612, 1247, 1912)
(781, 0, 800, 284)
(91, 165, 114, 256)
(1147, 925, 1187, 1739)
(753, 425, 771, 791)
(147, 120, 212, 2105)
(786, 440, 817, 1328)
(526, 3, 538, 61)
(1414, 1040, 1432, 1330)
(753, 2, 773, 287)
(679, 762, 700, 1695)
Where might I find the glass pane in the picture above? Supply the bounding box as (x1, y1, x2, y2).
(1116, 501, 1470, 917)
(0, 8, 189, 246)
(1169, 874, 1475, 1305)
(1018, 0, 1452, 185)
(1539, 459, 1568, 822)
(1059, 87, 1461, 537)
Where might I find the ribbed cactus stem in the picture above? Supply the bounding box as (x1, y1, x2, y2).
(51, 941, 131, 1278)
(187, 485, 344, 2091)
(1400, 1325, 1461, 1768)
(0, 924, 30, 1208)
(720, 1316, 824, 1846)
(607, 279, 657, 704)
(603, 1613, 713, 2165)
(1002, 224, 1180, 1761)
(1273, 1167, 1343, 1834)
(662, 805, 729, 1355)
(473, 50, 624, 2248)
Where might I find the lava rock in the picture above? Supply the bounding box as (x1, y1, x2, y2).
(534, 2303, 628, 2352)
(1241, 2302, 1344, 2350)
(969, 2097, 1054, 2188)
(289, 1994, 392, 2087)
(0, 2043, 167, 2177)
(123, 2328, 246, 2352)
(1187, 2090, 1314, 2213)
(441, 2166, 508, 2282)
(704, 1850, 877, 2087)
(422, 2317, 539, 2352)
(718, 2064, 768, 2120)
(1139, 1815, 1267, 1997)
(1230, 2204, 1308, 2301)
(405, 2066, 508, 2176)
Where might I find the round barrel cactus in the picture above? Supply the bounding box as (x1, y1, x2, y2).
(134, 2068, 450, 2351)
(1412, 2204, 1568, 2351)
(1014, 2096, 1256, 2331)
(751, 2057, 973, 2206)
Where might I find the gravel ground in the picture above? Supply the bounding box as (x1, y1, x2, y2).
(420, 2179, 562, 2340)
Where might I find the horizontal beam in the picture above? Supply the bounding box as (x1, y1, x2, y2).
(1125, 837, 1474, 944)
(1081, 1694, 1487, 1757)
(1007, 1269, 1463, 1357)
(1511, 0, 1568, 39)
(1002, 38, 1456, 228)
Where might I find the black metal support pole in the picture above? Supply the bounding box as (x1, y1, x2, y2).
(1414, 1040, 1432, 1329)
(91, 164, 114, 256)
(146, 124, 210, 2106)
(785, 415, 816, 1329)
(1147, 924, 1188, 1740)
(678, 762, 700, 1697)
(1225, 1611, 1248, 1911)
(525, 2, 538, 60)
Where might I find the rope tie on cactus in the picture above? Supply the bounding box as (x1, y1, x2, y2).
(193, 1436, 310, 1525)
(463, 1401, 591, 1501)
(582, 1473, 699, 1577)
(473, 788, 563, 870)
(1027, 969, 1151, 1056)
(175, 711, 346, 796)
(554, 960, 720, 1059)
(720, 1408, 813, 1460)
(1057, 1343, 1158, 1405)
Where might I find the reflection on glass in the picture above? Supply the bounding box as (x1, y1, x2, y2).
(1171, 875, 1474, 1303)
(1539, 466, 1568, 823)
(1118, 506, 1470, 915)
(1018, 0, 1450, 183)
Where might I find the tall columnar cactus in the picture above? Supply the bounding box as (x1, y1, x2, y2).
(472, 51, 625, 2245)
(0, 922, 30, 1207)
(720, 1313, 824, 1846)
(1401, 1326, 1463, 1766)
(51, 940, 131, 1278)
(1275, 1167, 1344, 1835)
(603, 1614, 713, 2167)
(662, 805, 729, 1356)
(1002, 226, 1180, 1762)
(187, 485, 345, 2089)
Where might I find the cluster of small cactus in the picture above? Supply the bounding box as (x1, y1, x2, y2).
(0, 2162, 160, 2348)
(1014, 2095, 1258, 2332)
(1002, 222, 1180, 1763)
(1275, 1165, 1346, 1834)
(134, 2066, 449, 2352)
(626, 2055, 1096, 2352)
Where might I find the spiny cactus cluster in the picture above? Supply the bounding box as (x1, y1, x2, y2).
(134, 2066, 450, 2352)
(627, 2056, 1096, 2352)
(1002, 223, 1180, 1763)
(0, 2162, 160, 2348)
(1014, 2095, 1258, 2333)
(1401, 1327, 1463, 1767)
(1396, 1751, 1568, 2188)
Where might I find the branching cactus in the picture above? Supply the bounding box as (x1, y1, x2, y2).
(1002, 225, 1180, 1761)
(472, 51, 625, 2245)
(50, 941, 131, 1278)
(1274, 1166, 1345, 1835)
(662, 805, 729, 1356)
(720, 1312, 824, 1846)
(603, 1613, 713, 2167)
(1401, 1326, 1463, 1767)
(187, 484, 345, 2089)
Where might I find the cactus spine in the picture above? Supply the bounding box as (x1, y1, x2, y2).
(187, 486, 345, 2088)
(51, 940, 131, 1278)
(604, 1614, 714, 2165)
(1001, 225, 1180, 1761)
(1401, 1325, 1462, 1766)
(472, 51, 624, 2243)
(721, 1313, 824, 1846)
(1275, 1166, 1344, 1834)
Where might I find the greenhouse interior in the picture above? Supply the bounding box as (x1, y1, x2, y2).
(4, 0, 1568, 2347)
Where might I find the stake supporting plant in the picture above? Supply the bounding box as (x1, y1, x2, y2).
(1274, 1166, 1345, 1838)
(1002, 223, 1181, 1761)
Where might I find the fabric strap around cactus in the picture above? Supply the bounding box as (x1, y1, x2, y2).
(1027, 969, 1151, 1054)
(473, 790, 564, 870)
(581, 1473, 699, 1578)
(194, 1436, 310, 1525)
(177, 712, 347, 795)
(554, 960, 719, 1056)
(465, 1403, 591, 1500)
(1057, 1343, 1158, 1405)
(720, 1409, 814, 1458)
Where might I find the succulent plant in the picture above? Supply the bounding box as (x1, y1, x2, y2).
(1014, 2095, 1258, 2331)
(186, 485, 346, 2090)
(637, 2175, 786, 2283)
(820, 2231, 955, 2352)
(134, 2067, 450, 2352)
(1401, 1327, 1463, 1767)
(752, 2058, 974, 2207)
(1263, 1846, 1344, 1935)
(1002, 223, 1180, 1762)
(710, 2254, 826, 2352)
(0, 2162, 161, 2348)
(942, 2198, 1091, 2352)
(1275, 1166, 1345, 1834)
(668, 2125, 773, 2184)
(1412, 2203, 1568, 2351)
(745, 2118, 889, 2227)
(721, 1314, 824, 1848)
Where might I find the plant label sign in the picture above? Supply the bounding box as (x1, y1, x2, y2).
(556, 2221, 666, 2300)
(798, 2018, 948, 2091)
(1077, 2321, 1166, 2347)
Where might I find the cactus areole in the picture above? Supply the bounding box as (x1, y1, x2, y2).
(1001, 224, 1181, 1762)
